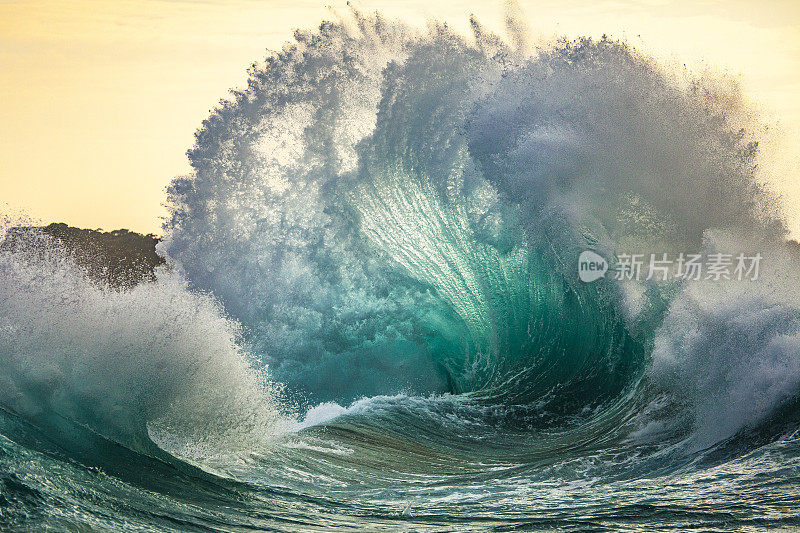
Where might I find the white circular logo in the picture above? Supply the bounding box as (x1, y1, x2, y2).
(578, 250, 608, 282)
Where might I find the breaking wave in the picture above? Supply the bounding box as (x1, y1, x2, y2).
(2, 9, 800, 532)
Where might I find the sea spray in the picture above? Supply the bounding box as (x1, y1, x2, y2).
(162, 11, 791, 431)
(0, 226, 285, 459)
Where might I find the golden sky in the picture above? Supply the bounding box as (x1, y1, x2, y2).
(1, 0, 799, 236)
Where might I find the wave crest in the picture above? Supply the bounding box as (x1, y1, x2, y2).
(161, 11, 789, 420)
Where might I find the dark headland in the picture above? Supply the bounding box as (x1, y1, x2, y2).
(1, 223, 164, 288)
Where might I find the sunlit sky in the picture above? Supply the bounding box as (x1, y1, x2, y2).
(1, 0, 799, 236)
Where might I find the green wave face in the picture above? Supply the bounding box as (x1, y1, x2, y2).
(351, 133, 643, 410)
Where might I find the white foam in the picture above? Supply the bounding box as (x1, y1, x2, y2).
(0, 228, 286, 460)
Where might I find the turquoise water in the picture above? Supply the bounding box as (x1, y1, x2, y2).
(2, 11, 800, 532)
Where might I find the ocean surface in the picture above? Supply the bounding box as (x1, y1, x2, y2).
(2, 11, 800, 532)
